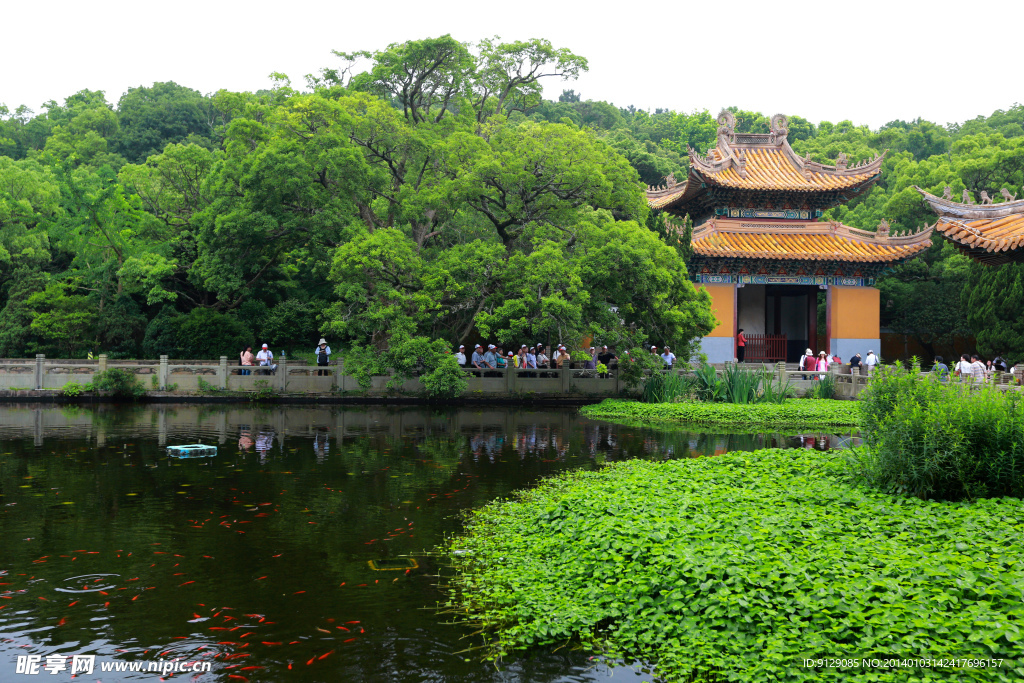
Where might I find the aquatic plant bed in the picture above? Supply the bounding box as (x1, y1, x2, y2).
(581, 398, 860, 429)
(446, 449, 1023, 682)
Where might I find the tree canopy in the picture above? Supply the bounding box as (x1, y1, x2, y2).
(3, 36, 1024, 362)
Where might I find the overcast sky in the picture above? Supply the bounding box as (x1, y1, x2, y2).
(3, 0, 1020, 130)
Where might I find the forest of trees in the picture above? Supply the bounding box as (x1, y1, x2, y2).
(2, 34, 1023, 363)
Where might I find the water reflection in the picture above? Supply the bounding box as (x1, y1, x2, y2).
(0, 404, 857, 682)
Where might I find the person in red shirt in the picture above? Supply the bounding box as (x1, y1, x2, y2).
(736, 329, 746, 363)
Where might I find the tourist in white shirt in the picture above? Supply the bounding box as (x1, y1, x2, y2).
(864, 350, 878, 375)
(660, 346, 676, 368)
(454, 345, 466, 367)
(256, 343, 274, 375)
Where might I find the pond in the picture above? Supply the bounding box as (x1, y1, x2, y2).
(0, 404, 859, 682)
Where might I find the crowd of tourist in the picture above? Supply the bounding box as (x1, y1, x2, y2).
(452, 343, 681, 374)
(939, 353, 1013, 382)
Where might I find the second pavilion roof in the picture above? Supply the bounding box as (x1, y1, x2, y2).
(916, 186, 1024, 265)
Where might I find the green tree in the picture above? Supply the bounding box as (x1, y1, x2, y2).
(965, 262, 1024, 363)
(115, 82, 215, 163)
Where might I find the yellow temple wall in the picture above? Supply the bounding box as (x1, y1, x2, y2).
(697, 283, 735, 338)
(830, 287, 880, 339)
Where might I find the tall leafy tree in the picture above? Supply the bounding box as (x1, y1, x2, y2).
(965, 262, 1024, 363)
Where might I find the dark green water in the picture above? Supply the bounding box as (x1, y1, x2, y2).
(0, 404, 857, 682)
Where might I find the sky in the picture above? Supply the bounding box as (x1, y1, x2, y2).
(3, 0, 1021, 130)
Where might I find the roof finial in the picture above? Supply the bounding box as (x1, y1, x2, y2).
(770, 114, 788, 141)
(980, 191, 993, 205)
(1001, 188, 1017, 202)
(716, 109, 735, 146)
(664, 172, 677, 188)
(835, 152, 848, 171)
(942, 186, 953, 200)
(962, 189, 974, 205)
(876, 218, 890, 238)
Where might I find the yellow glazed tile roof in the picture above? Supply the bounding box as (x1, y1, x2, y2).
(703, 149, 876, 191)
(936, 215, 1024, 253)
(692, 224, 931, 263)
(649, 188, 686, 210)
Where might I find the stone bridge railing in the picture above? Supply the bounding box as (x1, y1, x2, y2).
(9, 356, 1002, 399)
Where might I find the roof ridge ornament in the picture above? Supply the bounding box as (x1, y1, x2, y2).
(716, 109, 736, 147)
(769, 114, 788, 144)
(962, 190, 974, 205)
(1002, 188, 1017, 202)
(876, 218, 891, 239)
(737, 150, 748, 179)
(835, 152, 848, 171)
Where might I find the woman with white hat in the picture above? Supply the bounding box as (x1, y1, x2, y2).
(314, 338, 331, 376)
(815, 350, 829, 379)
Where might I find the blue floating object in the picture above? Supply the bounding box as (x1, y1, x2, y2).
(166, 444, 217, 458)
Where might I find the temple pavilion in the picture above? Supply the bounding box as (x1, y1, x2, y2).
(915, 185, 1024, 265)
(647, 110, 933, 363)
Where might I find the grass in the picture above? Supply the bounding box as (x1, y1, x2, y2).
(445, 448, 1024, 682)
(581, 398, 860, 429)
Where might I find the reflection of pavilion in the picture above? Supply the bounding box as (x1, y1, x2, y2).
(647, 111, 932, 362)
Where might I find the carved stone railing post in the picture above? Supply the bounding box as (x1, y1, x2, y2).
(278, 356, 288, 392)
(219, 356, 228, 390)
(560, 364, 571, 394)
(35, 354, 45, 390)
(334, 359, 343, 391)
(98, 354, 108, 375)
(159, 355, 168, 390)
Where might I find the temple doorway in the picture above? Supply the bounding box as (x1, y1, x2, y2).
(737, 285, 819, 362)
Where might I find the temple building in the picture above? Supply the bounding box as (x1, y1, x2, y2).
(915, 185, 1024, 265)
(647, 111, 933, 363)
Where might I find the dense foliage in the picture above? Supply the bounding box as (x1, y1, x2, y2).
(855, 363, 1024, 500)
(89, 368, 147, 399)
(447, 449, 1024, 682)
(5, 36, 1024, 361)
(0, 36, 715, 363)
(580, 398, 859, 429)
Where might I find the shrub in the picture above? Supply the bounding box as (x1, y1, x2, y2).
(446, 449, 1024, 682)
(250, 379, 276, 402)
(420, 354, 468, 399)
(616, 348, 664, 390)
(91, 368, 146, 399)
(690, 364, 794, 404)
(640, 371, 693, 403)
(811, 372, 836, 399)
(61, 381, 85, 397)
(854, 363, 1024, 500)
(342, 334, 466, 398)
